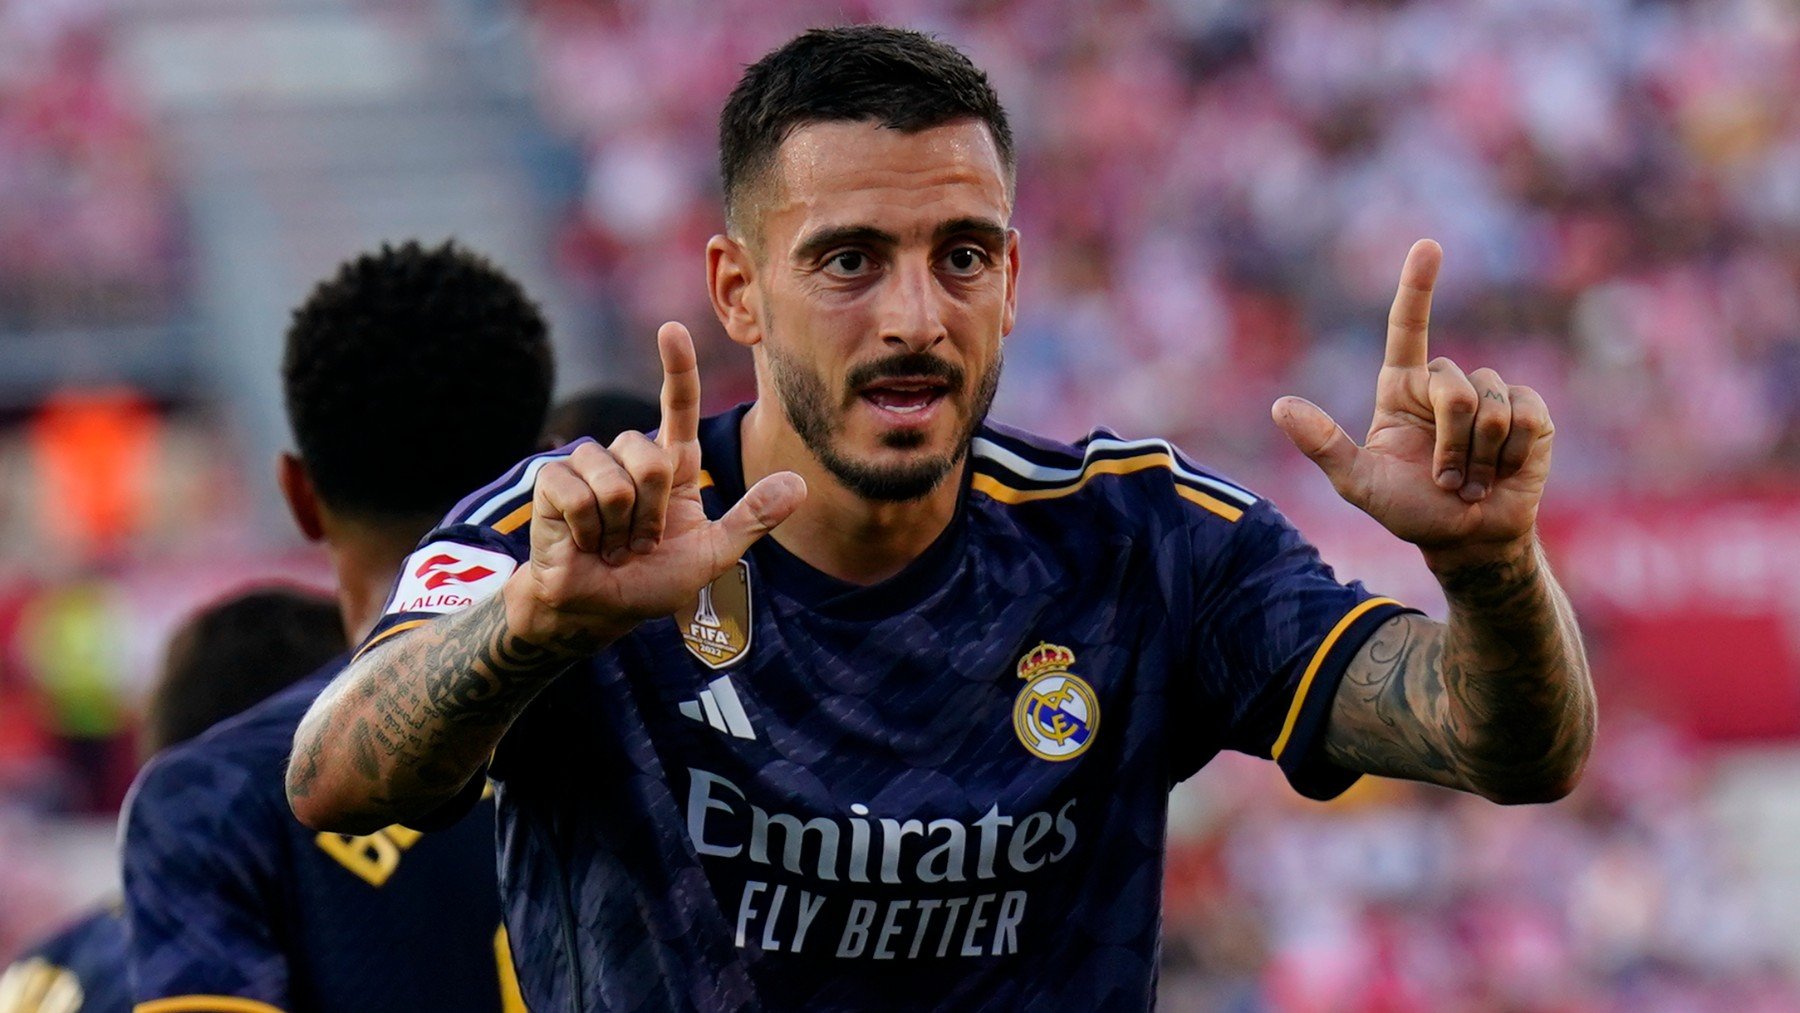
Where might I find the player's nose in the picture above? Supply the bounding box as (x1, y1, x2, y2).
(877, 258, 947, 353)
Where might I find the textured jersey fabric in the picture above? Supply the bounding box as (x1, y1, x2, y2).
(0, 906, 128, 1013)
(121, 662, 523, 1013)
(362, 405, 1413, 1011)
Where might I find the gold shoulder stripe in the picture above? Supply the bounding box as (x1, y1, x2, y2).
(353, 619, 430, 662)
(1173, 485, 1247, 522)
(493, 502, 532, 535)
(972, 452, 1245, 521)
(1271, 597, 1403, 759)
(136, 997, 287, 1013)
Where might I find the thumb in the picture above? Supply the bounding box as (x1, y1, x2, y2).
(710, 471, 808, 563)
(1272, 396, 1359, 491)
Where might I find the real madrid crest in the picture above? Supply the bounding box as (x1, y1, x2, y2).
(678, 559, 753, 669)
(1012, 642, 1099, 761)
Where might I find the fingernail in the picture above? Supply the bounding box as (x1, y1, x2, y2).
(604, 548, 629, 566)
(1437, 469, 1462, 490)
(631, 538, 656, 554)
(1460, 481, 1487, 502)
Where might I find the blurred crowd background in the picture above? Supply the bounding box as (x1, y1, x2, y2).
(4, 0, 1800, 1007)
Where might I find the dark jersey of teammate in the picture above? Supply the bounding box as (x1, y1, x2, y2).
(121, 662, 526, 1013)
(361, 405, 1413, 1011)
(0, 906, 128, 1013)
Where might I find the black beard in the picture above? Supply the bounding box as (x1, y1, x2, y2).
(767, 346, 1001, 502)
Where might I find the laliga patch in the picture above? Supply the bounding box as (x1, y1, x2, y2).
(386, 542, 517, 617)
(677, 560, 753, 669)
(1013, 642, 1099, 761)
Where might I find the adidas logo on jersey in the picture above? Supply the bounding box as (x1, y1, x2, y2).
(679, 675, 756, 740)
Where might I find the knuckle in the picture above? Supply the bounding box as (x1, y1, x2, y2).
(534, 463, 580, 501)
(1469, 366, 1503, 385)
(594, 479, 636, 512)
(633, 465, 674, 494)
(1475, 413, 1509, 439)
(608, 429, 652, 454)
(1427, 356, 1458, 372)
(1389, 306, 1429, 328)
(1441, 391, 1478, 415)
(568, 441, 608, 467)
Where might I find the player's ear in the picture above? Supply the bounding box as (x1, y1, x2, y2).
(708, 233, 764, 349)
(1001, 228, 1021, 336)
(277, 451, 325, 542)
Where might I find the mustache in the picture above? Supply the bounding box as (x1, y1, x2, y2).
(844, 352, 965, 394)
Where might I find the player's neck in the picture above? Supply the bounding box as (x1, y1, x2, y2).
(318, 513, 426, 644)
(740, 403, 962, 586)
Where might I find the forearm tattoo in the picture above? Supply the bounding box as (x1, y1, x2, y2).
(290, 595, 598, 824)
(1322, 544, 1596, 801)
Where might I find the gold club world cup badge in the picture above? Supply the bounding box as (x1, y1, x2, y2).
(678, 560, 753, 669)
(1012, 642, 1099, 761)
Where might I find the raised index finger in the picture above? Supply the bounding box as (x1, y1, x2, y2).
(1384, 239, 1443, 368)
(656, 321, 702, 450)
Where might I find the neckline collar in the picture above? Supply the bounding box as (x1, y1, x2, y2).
(699, 403, 973, 621)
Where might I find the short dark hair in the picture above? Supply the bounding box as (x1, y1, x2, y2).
(542, 389, 662, 448)
(145, 586, 345, 753)
(719, 25, 1014, 235)
(283, 240, 555, 519)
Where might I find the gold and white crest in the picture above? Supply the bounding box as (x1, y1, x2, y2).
(1012, 642, 1099, 761)
(678, 559, 753, 669)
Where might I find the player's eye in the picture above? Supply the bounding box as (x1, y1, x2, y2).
(823, 250, 873, 278)
(941, 246, 988, 276)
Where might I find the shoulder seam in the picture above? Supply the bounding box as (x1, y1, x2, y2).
(971, 435, 1257, 517)
(444, 443, 586, 529)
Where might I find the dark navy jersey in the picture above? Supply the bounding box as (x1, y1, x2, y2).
(362, 405, 1412, 1011)
(121, 661, 526, 1013)
(0, 906, 128, 1013)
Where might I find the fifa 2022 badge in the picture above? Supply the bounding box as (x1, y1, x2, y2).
(1012, 642, 1099, 761)
(678, 559, 753, 669)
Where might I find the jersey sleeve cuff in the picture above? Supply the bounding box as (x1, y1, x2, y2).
(1271, 597, 1416, 801)
(351, 616, 433, 662)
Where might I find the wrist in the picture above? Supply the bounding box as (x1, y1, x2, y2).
(1420, 533, 1539, 584)
(499, 569, 633, 660)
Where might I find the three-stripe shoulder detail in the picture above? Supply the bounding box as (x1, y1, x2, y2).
(970, 434, 1257, 521)
(440, 443, 587, 533)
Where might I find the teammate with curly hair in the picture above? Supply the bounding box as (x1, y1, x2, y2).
(124, 241, 553, 1012)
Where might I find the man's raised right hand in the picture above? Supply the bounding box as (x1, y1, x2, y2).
(503, 322, 807, 653)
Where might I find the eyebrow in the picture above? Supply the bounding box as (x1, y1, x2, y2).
(791, 218, 1010, 263)
(934, 217, 1009, 249)
(793, 225, 898, 263)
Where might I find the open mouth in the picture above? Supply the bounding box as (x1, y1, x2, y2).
(858, 377, 951, 416)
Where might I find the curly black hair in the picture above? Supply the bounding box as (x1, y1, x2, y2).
(146, 585, 345, 753)
(283, 240, 555, 519)
(720, 25, 1014, 236)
